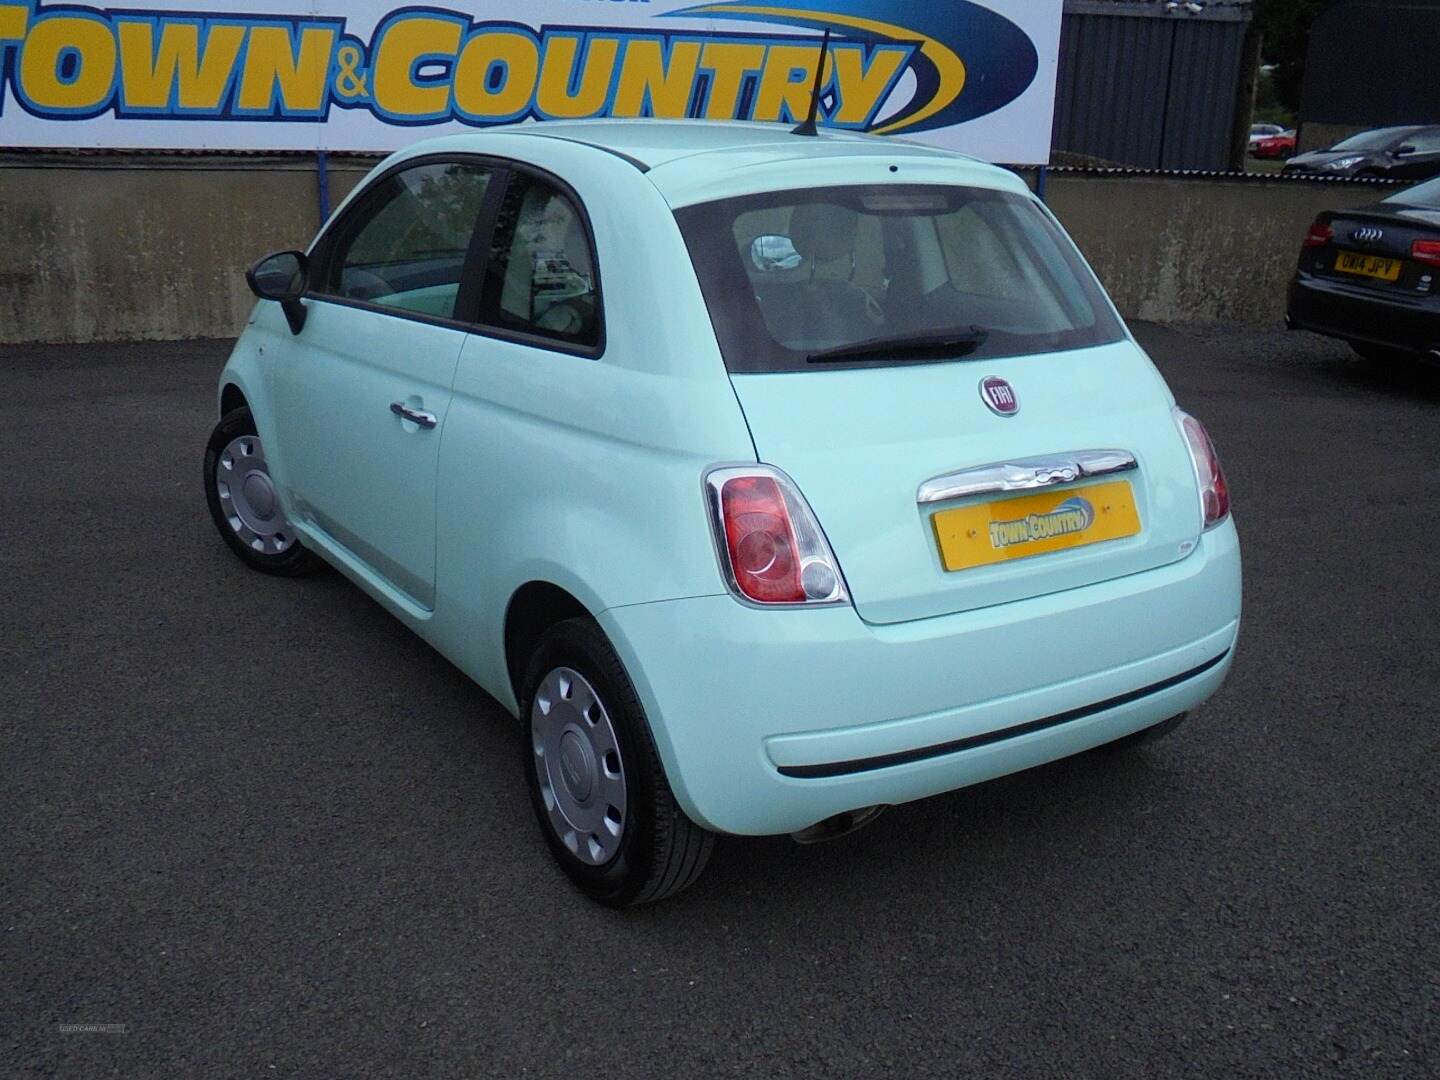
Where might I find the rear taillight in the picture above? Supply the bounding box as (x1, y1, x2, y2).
(705, 466, 848, 606)
(1302, 219, 1333, 249)
(1174, 409, 1230, 530)
(1412, 239, 1440, 267)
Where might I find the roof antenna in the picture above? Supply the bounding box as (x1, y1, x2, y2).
(791, 28, 831, 136)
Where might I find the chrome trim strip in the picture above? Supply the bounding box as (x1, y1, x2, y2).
(916, 450, 1138, 505)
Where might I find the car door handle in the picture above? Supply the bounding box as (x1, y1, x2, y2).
(390, 401, 438, 429)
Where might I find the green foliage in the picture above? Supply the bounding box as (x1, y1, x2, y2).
(1253, 68, 1295, 127)
(1253, 0, 1330, 113)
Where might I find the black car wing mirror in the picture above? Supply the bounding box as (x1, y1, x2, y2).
(245, 250, 309, 335)
(1395, 144, 1418, 156)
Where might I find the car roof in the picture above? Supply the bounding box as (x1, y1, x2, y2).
(390, 119, 1030, 207)
(1354, 125, 1426, 140)
(509, 118, 958, 168)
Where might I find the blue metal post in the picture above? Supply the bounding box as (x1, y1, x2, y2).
(316, 151, 332, 224)
(1036, 164, 1049, 203)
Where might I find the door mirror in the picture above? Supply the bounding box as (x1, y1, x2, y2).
(1395, 144, 1418, 156)
(246, 251, 308, 334)
(750, 234, 802, 273)
(246, 250, 308, 301)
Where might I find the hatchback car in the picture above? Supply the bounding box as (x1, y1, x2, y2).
(1283, 125, 1440, 181)
(1248, 123, 1285, 150)
(1251, 130, 1297, 161)
(1287, 173, 1440, 364)
(206, 120, 1242, 906)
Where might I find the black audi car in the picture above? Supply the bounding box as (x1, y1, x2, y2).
(1287, 175, 1440, 364)
(1283, 125, 1440, 181)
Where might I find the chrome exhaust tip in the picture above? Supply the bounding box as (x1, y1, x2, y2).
(790, 805, 888, 845)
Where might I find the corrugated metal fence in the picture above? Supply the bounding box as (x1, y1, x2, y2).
(1300, 0, 1440, 136)
(1053, 0, 1253, 171)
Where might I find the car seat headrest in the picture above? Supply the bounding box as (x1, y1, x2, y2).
(788, 203, 859, 265)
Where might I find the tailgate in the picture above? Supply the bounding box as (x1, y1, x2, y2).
(728, 341, 1203, 625)
(1319, 209, 1440, 292)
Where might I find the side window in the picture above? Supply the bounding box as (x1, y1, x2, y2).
(318, 161, 493, 320)
(1405, 129, 1440, 153)
(934, 205, 1031, 300)
(479, 172, 600, 348)
(933, 201, 1093, 333)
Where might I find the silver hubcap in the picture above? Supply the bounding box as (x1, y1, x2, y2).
(215, 435, 296, 555)
(531, 667, 627, 866)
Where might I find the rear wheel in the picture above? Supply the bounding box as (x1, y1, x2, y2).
(520, 618, 714, 906)
(203, 407, 321, 576)
(1102, 712, 1188, 752)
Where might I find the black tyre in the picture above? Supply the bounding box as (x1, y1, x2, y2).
(520, 618, 714, 906)
(203, 406, 322, 577)
(1101, 712, 1188, 752)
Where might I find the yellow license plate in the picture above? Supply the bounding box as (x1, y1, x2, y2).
(1334, 250, 1401, 281)
(931, 480, 1142, 572)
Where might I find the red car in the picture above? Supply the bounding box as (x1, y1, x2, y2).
(1252, 131, 1297, 160)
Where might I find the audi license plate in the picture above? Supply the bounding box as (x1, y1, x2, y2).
(1334, 251, 1401, 282)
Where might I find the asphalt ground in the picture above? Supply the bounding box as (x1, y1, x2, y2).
(3, 323, 1438, 1079)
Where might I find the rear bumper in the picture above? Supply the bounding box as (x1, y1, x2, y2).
(1287, 272, 1440, 356)
(600, 520, 1242, 836)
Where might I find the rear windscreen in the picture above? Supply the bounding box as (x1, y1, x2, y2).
(1386, 175, 1440, 208)
(675, 184, 1125, 373)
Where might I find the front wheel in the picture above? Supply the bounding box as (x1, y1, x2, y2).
(520, 619, 714, 906)
(203, 406, 321, 576)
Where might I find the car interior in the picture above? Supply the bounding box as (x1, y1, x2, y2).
(736, 194, 1092, 355)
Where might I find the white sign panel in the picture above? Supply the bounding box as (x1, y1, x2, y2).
(0, 1, 1062, 162)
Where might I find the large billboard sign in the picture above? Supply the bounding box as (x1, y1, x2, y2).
(0, 1, 1062, 162)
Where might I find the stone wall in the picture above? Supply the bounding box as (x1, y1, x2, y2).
(0, 154, 1408, 344)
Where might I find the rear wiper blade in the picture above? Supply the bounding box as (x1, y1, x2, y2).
(806, 326, 989, 364)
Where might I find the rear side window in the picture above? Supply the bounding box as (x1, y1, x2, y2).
(479, 172, 601, 349)
(675, 184, 1124, 372)
(316, 161, 494, 320)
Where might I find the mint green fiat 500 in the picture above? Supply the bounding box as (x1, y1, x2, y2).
(206, 121, 1241, 906)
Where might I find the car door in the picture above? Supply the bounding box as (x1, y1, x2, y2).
(1392, 128, 1440, 180)
(267, 157, 499, 610)
(438, 164, 607, 611)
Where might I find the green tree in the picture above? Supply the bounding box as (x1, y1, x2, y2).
(1253, 0, 1330, 113)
